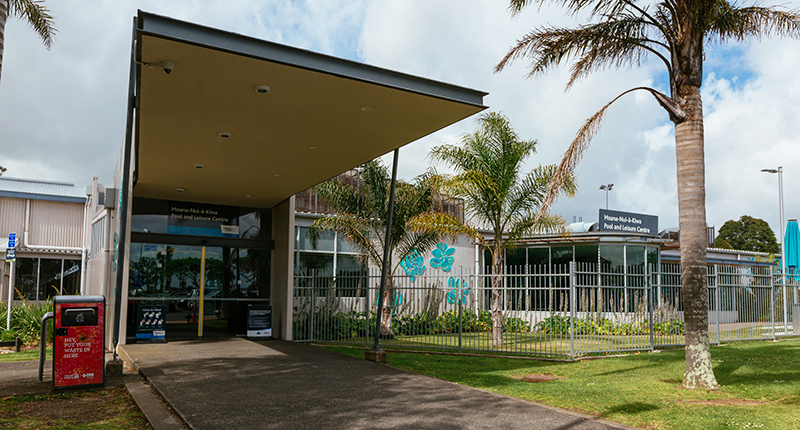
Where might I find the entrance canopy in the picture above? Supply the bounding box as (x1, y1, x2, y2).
(133, 11, 487, 209)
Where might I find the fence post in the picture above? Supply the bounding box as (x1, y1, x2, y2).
(458, 268, 463, 354)
(714, 265, 721, 345)
(310, 276, 316, 343)
(771, 272, 776, 340)
(648, 265, 654, 351)
(569, 261, 576, 360)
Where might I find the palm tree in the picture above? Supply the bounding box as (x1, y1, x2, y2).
(308, 159, 442, 336)
(0, 0, 56, 84)
(411, 112, 576, 347)
(495, 0, 800, 390)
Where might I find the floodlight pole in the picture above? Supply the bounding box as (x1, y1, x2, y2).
(366, 148, 399, 363)
(762, 167, 786, 332)
(599, 183, 613, 210)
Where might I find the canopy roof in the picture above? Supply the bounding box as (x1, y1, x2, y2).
(132, 11, 487, 209)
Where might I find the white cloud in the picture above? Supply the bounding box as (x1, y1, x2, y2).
(1, 0, 799, 238)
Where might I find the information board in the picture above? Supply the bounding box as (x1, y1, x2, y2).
(136, 305, 167, 343)
(247, 304, 272, 338)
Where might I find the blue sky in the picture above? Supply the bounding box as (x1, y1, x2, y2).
(1, 0, 799, 239)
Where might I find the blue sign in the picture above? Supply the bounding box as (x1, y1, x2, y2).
(8, 233, 15, 248)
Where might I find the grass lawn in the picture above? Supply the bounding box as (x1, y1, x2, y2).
(325, 339, 800, 430)
(0, 347, 152, 430)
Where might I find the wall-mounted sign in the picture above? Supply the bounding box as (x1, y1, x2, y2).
(247, 304, 272, 338)
(135, 305, 167, 343)
(4, 249, 15, 262)
(599, 209, 658, 235)
(167, 201, 239, 237)
(8, 233, 16, 248)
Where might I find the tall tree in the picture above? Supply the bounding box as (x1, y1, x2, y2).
(411, 112, 576, 347)
(715, 215, 780, 254)
(495, 0, 800, 390)
(0, 0, 56, 85)
(308, 159, 441, 336)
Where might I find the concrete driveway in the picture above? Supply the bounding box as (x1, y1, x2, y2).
(120, 338, 638, 430)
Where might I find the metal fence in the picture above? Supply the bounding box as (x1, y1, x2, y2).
(292, 262, 800, 359)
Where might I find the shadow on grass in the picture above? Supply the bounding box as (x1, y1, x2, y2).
(601, 401, 660, 416)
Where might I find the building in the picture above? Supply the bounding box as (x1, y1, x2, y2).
(0, 177, 88, 304)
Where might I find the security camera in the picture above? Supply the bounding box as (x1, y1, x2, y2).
(160, 61, 175, 75)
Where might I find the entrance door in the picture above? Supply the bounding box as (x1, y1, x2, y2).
(128, 243, 269, 341)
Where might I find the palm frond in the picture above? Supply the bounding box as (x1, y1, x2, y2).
(708, 4, 800, 42)
(409, 212, 489, 249)
(496, 18, 670, 86)
(10, 0, 56, 49)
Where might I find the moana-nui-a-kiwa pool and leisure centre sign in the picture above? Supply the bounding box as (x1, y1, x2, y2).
(599, 209, 658, 235)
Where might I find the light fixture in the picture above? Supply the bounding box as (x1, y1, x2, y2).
(175, 187, 186, 193)
(194, 164, 205, 169)
(245, 195, 252, 198)
(360, 106, 372, 112)
(219, 132, 231, 138)
(273, 173, 281, 178)
(599, 183, 614, 210)
(309, 145, 319, 150)
(254, 85, 270, 94)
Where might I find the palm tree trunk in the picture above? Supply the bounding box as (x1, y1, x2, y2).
(379, 277, 395, 337)
(675, 85, 719, 390)
(0, 0, 8, 85)
(491, 246, 504, 347)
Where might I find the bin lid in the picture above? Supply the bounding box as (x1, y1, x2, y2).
(54, 295, 104, 304)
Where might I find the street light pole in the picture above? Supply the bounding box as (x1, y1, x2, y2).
(599, 183, 614, 210)
(762, 167, 786, 333)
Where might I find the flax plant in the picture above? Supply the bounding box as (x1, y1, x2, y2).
(495, 0, 800, 390)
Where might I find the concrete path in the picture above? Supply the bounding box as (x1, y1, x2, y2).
(121, 338, 638, 430)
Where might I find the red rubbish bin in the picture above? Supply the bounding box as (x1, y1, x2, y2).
(53, 295, 105, 389)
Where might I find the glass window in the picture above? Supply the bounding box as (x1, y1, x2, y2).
(296, 227, 334, 252)
(600, 245, 625, 273)
(38, 259, 63, 300)
(574, 245, 597, 265)
(336, 255, 367, 297)
(626, 246, 645, 268)
(14, 257, 38, 300)
(62, 260, 81, 295)
(551, 246, 573, 273)
(528, 248, 549, 272)
(336, 234, 358, 253)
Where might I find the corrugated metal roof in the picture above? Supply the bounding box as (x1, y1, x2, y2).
(0, 177, 86, 203)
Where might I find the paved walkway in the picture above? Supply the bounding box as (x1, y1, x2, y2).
(121, 338, 638, 430)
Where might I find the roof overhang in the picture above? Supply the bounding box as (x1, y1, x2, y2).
(132, 11, 487, 209)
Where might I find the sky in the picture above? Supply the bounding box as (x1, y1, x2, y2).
(1, 0, 799, 239)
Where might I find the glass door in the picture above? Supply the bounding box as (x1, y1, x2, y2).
(128, 242, 270, 341)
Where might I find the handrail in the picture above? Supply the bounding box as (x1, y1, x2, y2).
(38, 312, 54, 382)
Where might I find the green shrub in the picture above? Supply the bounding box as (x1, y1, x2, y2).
(534, 315, 685, 336)
(0, 300, 54, 345)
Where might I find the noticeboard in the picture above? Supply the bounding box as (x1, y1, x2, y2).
(247, 304, 272, 338)
(53, 296, 105, 389)
(136, 305, 167, 343)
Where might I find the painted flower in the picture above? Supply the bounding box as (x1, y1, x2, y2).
(400, 249, 426, 281)
(430, 243, 455, 272)
(445, 276, 469, 304)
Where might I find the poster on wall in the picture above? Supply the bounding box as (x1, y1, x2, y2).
(167, 201, 239, 237)
(247, 304, 272, 338)
(135, 305, 167, 343)
(598, 209, 658, 235)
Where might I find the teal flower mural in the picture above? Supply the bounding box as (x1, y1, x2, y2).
(430, 243, 455, 272)
(445, 277, 469, 304)
(400, 249, 426, 281)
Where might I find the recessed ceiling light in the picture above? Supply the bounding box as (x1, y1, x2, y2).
(360, 106, 372, 112)
(254, 85, 271, 94)
(194, 164, 205, 169)
(219, 132, 231, 138)
(309, 145, 319, 150)
(245, 194, 252, 198)
(273, 173, 281, 178)
(175, 187, 186, 192)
